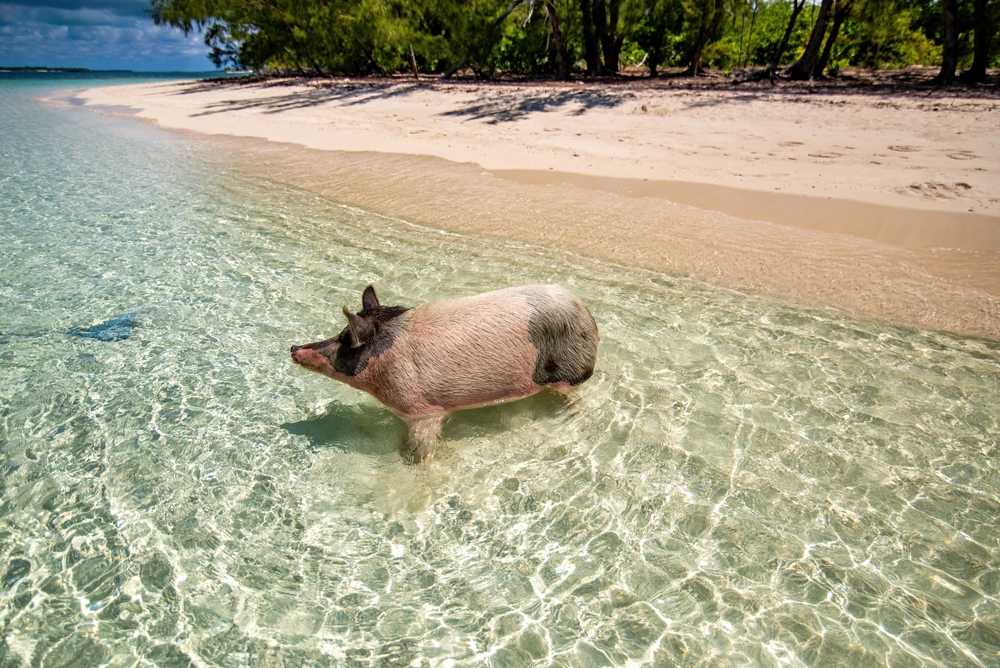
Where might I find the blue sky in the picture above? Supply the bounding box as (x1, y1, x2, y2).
(0, 0, 215, 71)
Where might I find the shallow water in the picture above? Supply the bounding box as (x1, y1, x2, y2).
(1, 76, 999, 668)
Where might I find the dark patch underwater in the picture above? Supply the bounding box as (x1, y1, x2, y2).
(69, 313, 139, 342)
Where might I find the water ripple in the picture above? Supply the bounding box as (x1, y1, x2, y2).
(2, 80, 1000, 667)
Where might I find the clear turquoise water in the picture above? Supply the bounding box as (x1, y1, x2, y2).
(1, 76, 999, 668)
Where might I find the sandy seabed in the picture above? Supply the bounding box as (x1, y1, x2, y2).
(69, 74, 1000, 338)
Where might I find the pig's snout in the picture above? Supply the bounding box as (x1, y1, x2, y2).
(290, 340, 338, 378)
(290, 344, 320, 366)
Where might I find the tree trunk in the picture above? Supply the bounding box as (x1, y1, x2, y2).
(602, 36, 623, 74)
(409, 43, 419, 79)
(580, 0, 602, 75)
(593, 0, 609, 74)
(963, 0, 989, 82)
(743, 2, 760, 69)
(766, 0, 805, 77)
(648, 33, 664, 77)
(594, 0, 623, 73)
(934, 0, 959, 85)
(442, 57, 468, 79)
(814, 0, 852, 77)
(684, 0, 724, 75)
(545, 0, 570, 80)
(787, 0, 834, 79)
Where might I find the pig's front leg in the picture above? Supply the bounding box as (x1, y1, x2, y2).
(406, 414, 444, 469)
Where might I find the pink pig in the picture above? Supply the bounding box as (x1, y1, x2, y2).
(290, 284, 599, 467)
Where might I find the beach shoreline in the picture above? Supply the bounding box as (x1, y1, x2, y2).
(65, 77, 1000, 338)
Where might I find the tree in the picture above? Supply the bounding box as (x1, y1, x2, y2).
(813, 0, 854, 76)
(933, 0, 959, 84)
(147, 0, 996, 80)
(594, 0, 625, 72)
(787, 0, 835, 78)
(544, 0, 572, 79)
(635, 0, 682, 75)
(735, 0, 764, 69)
(767, 0, 806, 76)
(684, 0, 725, 74)
(437, 0, 533, 78)
(962, 0, 997, 81)
(580, 0, 604, 73)
(149, 0, 410, 74)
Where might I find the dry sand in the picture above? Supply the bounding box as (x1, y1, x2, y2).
(68, 76, 1000, 338)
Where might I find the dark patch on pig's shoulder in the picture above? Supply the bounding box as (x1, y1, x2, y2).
(524, 288, 599, 387)
(333, 305, 410, 377)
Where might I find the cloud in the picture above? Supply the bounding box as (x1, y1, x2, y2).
(0, 1, 214, 70)
(3, 7, 135, 27)
(3, 0, 151, 20)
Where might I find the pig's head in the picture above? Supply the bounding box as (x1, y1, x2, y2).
(290, 285, 409, 382)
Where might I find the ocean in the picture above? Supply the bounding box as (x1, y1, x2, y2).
(1, 72, 998, 667)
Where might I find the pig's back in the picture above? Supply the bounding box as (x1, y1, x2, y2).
(387, 285, 598, 414)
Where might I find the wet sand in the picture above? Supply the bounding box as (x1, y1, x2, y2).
(69, 78, 1000, 338)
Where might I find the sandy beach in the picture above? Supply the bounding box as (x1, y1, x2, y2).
(70, 76, 1000, 338)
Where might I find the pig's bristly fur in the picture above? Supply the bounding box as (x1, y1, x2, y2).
(291, 284, 598, 467)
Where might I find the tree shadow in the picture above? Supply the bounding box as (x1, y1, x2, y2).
(170, 70, 1000, 123)
(173, 80, 429, 117)
(167, 77, 635, 122)
(438, 88, 633, 124)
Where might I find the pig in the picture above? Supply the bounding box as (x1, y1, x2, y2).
(290, 284, 599, 467)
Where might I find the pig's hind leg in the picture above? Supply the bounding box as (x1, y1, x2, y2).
(406, 415, 444, 469)
(548, 381, 586, 416)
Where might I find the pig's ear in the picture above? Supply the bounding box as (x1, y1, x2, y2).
(362, 285, 379, 312)
(343, 307, 373, 347)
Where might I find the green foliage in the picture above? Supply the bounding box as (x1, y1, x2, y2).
(148, 0, 1000, 76)
(618, 37, 649, 65)
(743, 1, 811, 66)
(836, 0, 942, 67)
(703, 35, 736, 68)
(678, 0, 718, 57)
(633, 0, 684, 69)
(407, 0, 515, 76)
(489, 8, 558, 76)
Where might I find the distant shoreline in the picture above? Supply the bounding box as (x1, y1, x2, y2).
(0, 68, 237, 75)
(71, 77, 1000, 338)
(0, 67, 114, 72)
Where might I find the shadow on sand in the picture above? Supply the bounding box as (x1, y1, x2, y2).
(169, 68, 1000, 125)
(169, 77, 635, 124)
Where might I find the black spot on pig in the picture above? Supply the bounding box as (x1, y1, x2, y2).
(544, 357, 559, 374)
(524, 288, 598, 387)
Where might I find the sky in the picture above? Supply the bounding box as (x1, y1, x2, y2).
(0, 0, 215, 71)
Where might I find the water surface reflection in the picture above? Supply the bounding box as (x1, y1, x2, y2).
(1, 79, 998, 667)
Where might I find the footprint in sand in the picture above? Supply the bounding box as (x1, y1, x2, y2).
(779, 141, 804, 147)
(808, 152, 842, 159)
(906, 182, 973, 199)
(947, 151, 977, 160)
(889, 145, 921, 152)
